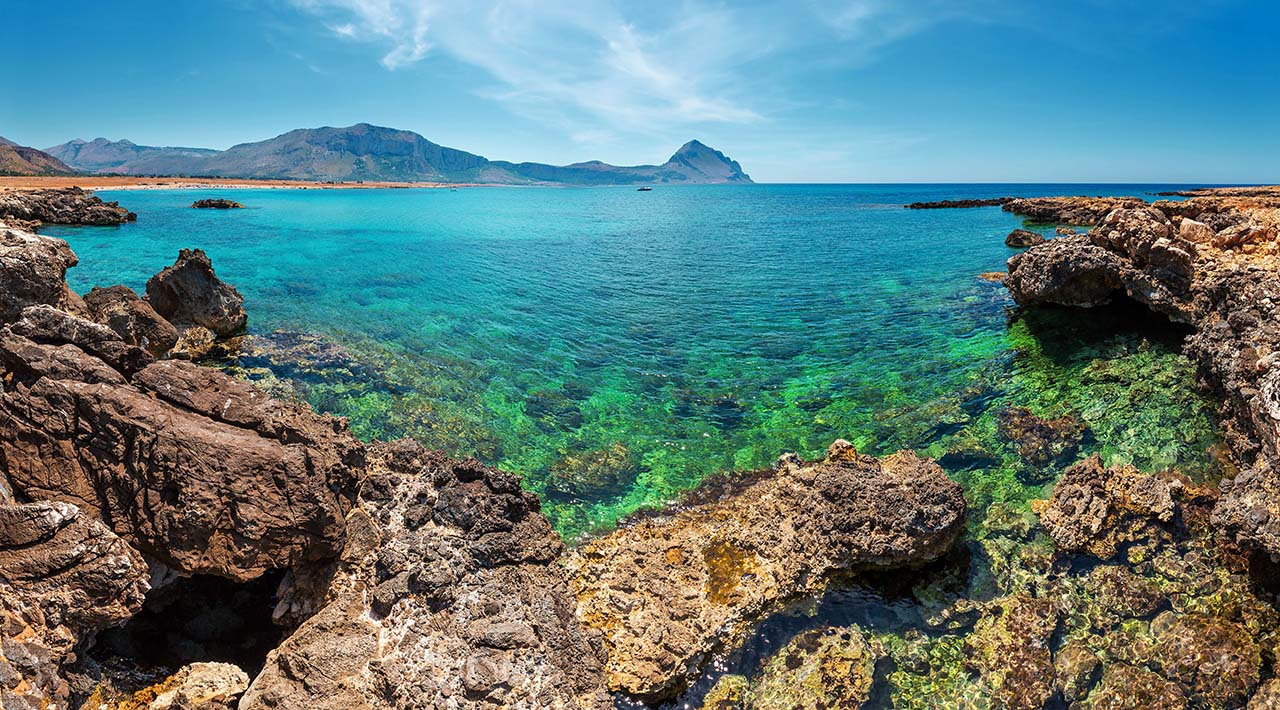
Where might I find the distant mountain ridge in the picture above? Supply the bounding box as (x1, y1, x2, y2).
(0, 137, 75, 176)
(45, 138, 219, 175)
(44, 124, 752, 185)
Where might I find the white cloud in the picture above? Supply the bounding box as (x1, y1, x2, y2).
(289, 0, 953, 141)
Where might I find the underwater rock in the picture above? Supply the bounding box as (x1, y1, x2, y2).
(996, 405, 1086, 475)
(0, 225, 80, 322)
(1003, 196, 1147, 225)
(145, 248, 246, 339)
(191, 198, 244, 209)
(1036, 455, 1177, 559)
(1082, 662, 1186, 709)
(1150, 611, 1261, 707)
(748, 627, 880, 709)
(701, 674, 749, 710)
(964, 594, 1060, 710)
(568, 440, 966, 701)
(83, 284, 178, 358)
(547, 442, 636, 499)
(242, 439, 612, 710)
(1006, 228, 1046, 247)
(0, 187, 136, 226)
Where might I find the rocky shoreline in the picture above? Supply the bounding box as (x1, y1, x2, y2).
(7, 185, 1280, 708)
(0, 193, 966, 708)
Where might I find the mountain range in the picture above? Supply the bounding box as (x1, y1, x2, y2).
(0, 137, 74, 176)
(36, 124, 751, 185)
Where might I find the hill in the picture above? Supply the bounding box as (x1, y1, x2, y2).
(0, 137, 76, 176)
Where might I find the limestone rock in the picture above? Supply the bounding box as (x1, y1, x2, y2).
(995, 405, 1086, 471)
(0, 226, 79, 322)
(0, 501, 150, 710)
(567, 441, 965, 700)
(191, 199, 244, 209)
(748, 627, 879, 710)
(1005, 228, 1045, 247)
(145, 248, 246, 338)
(1037, 455, 1178, 559)
(241, 440, 612, 710)
(1003, 196, 1146, 225)
(83, 285, 178, 358)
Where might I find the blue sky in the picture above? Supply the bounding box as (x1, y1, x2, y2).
(3, 0, 1278, 182)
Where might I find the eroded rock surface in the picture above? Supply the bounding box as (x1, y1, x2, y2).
(1003, 196, 1146, 225)
(146, 248, 247, 339)
(568, 440, 966, 700)
(0, 227, 80, 322)
(1006, 228, 1045, 247)
(84, 285, 179, 357)
(1004, 191, 1280, 557)
(0, 501, 150, 709)
(0, 187, 136, 226)
(242, 439, 612, 710)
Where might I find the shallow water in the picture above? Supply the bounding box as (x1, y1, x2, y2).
(45, 184, 1221, 540)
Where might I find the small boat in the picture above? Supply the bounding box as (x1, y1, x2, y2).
(637, 186, 653, 191)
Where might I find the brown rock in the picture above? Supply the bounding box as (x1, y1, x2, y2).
(996, 405, 1086, 473)
(1037, 455, 1178, 559)
(0, 187, 136, 226)
(145, 248, 246, 338)
(241, 440, 611, 710)
(567, 441, 966, 700)
(1003, 196, 1147, 225)
(0, 225, 79, 322)
(83, 285, 178, 358)
(1006, 228, 1046, 247)
(0, 320, 361, 581)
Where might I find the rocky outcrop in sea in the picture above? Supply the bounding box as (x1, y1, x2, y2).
(0, 188, 136, 227)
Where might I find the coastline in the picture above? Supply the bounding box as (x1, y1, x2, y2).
(0, 175, 482, 191)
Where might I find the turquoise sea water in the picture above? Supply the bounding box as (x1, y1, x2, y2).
(45, 184, 1223, 539)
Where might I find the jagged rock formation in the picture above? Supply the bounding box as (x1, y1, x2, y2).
(567, 440, 966, 700)
(242, 440, 613, 709)
(1003, 190, 1280, 558)
(0, 188, 136, 226)
(83, 285, 179, 357)
(0, 226, 81, 321)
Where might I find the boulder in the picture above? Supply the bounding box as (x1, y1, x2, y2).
(0, 316, 362, 581)
(995, 406, 1085, 472)
(0, 226, 79, 322)
(83, 285, 178, 358)
(1036, 455, 1178, 559)
(567, 440, 966, 700)
(241, 440, 612, 710)
(145, 248, 246, 338)
(1005, 228, 1045, 247)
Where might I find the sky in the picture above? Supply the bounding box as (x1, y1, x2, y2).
(2, 0, 1278, 183)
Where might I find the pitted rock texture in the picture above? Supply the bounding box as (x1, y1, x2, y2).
(0, 311, 361, 581)
(567, 440, 966, 700)
(0, 227, 80, 322)
(145, 248, 247, 339)
(86, 662, 249, 710)
(1004, 191, 1280, 557)
(0, 187, 136, 226)
(0, 501, 150, 710)
(1005, 228, 1045, 247)
(241, 439, 612, 710)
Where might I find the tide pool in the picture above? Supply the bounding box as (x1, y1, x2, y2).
(44, 184, 1222, 539)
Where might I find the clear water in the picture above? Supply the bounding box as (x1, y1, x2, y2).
(44, 184, 1223, 540)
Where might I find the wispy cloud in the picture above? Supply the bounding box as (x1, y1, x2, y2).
(288, 0, 953, 143)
